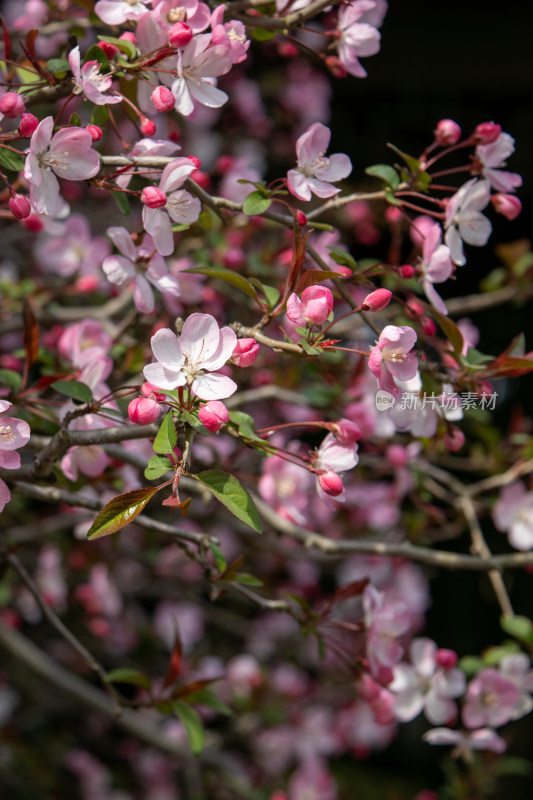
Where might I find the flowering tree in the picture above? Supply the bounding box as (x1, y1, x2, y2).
(0, 1, 532, 798)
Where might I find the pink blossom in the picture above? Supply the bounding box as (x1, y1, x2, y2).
(462, 667, 520, 729)
(210, 6, 249, 64)
(115, 138, 181, 190)
(0, 400, 31, 513)
(363, 584, 411, 680)
(168, 21, 194, 48)
(258, 451, 314, 526)
(68, 46, 122, 105)
(143, 313, 237, 400)
(312, 432, 359, 503)
(36, 213, 110, 278)
(58, 320, 112, 369)
(141, 158, 201, 256)
(94, 0, 152, 24)
(423, 727, 506, 755)
(0, 92, 25, 118)
(171, 35, 232, 116)
(368, 325, 418, 397)
(493, 481, 533, 551)
(475, 133, 522, 193)
(361, 288, 392, 311)
(499, 653, 533, 720)
(24, 117, 100, 216)
(231, 338, 259, 367)
(336, 0, 387, 78)
(287, 285, 334, 326)
(199, 400, 229, 432)
(152, 0, 211, 34)
(328, 418, 361, 444)
(287, 122, 352, 202)
(412, 216, 454, 314)
(444, 179, 492, 266)
(390, 637, 465, 724)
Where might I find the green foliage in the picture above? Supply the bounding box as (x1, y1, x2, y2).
(195, 469, 262, 533)
(51, 380, 93, 404)
(153, 412, 177, 454)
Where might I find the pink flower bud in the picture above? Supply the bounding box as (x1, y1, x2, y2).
(119, 31, 137, 45)
(318, 471, 344, 496)
(22, 214, 44, 232)
(198, 400, 229, 432)
(361, 288, 392, 311)
(473, 121, 502, 144)
(386, 444, 408, 468)
(74, 275, 99, 292)
(19, 112, 39, 137)
(140, 116, 156, 137)
(152, 85, 175, 112)
(141, 185, 167, 208)
(444, 425, 465, 452)
(436, 648, 458, 670)
(277, 40, 298, 58)
(0, 92, 25, 119)
(223, 247, 246, 269)
(187, 155, 202, 170)
(141, 381, 166, 402)
(189, 170, 211, 190)
(420, 316, 437, 337)
(168, 21, 194, 48)
(287, 285, 334, 326)
(296, 210, 307, 226)
(491, 193, 522, 221)
(98, 41, 118, 58)
(434, 118, 461, 146)
(86, 124, 102, 142)
(324, 55, 348, 78)
(384, 206, 402, 225)
(357, 673, 381, 702)
(330, 418, 361, 444)
(128, 397, 160, 425)
(231, 338, 259, 367)
(406, 297, 424, 319)
(400, 264, 415, 279)
(9, 194, 31, 220)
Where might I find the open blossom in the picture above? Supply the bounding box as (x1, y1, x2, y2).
(171, 35, 232, 117)
(102, 227, 181, 313)
(475, 133, 522, 193)
(493, 481, 533, 551)
(312, 432, 359, 503)
(499, 653, 533, 720)
(444, 179, 492, 266)
(412, 216, 454, 314)
(143, 313, 237, 400)
(390, 638, 465, 725)
(336, 0, 387, 78)
(68, 47, 122, 105)
(368, 325, 418, 398)
(94, 0, 152, 24)
(462, 668, 520, 729)
(363, 584, 411, 681)
(423, 727, 506, 756)
(210, 5, 249, 64)
(142, 158, 201, 256)
(287, 123, 352, 202)
(24, 117, 100, 216)
(0, 401, 31, 513)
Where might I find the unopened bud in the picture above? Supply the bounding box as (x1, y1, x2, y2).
(436, 648, 458, 669)
(98, 41, 118, 58)
(296, 210, 307, 226)
(128, 397, 161, 425)
(361, 288, 392, 311)
(318, 471, 344, 496)
(168, 21, 194, 48)
(406, 297, 424, 319)
(152, 85, 175, 112)
(9, 194, 31, 220)
(420, 316, 437, 337)
(141, 381, 166, 402)
(198, 400, 229, 432)
(491, 193, 522, 221)
(473, 121, 502, 144)
(22, 213, 44, 232)
(400, 264, 415, 279)
(324, 55, 348, 78)
(187, 155, 202, 170)
(215, 155, 234, 174)
(141, 185, 167, 208)
(434, 118, 461, 146)
(140, 116, 156, 137)
(231, 338, 259, 367)
(86, 124, 102, 141)
(0, 92, 25, 119)
(19, 112, 39, 137)
(444, 425, 465, 452)
(330, 418, 361, 444)
(119, 31, 137, 45)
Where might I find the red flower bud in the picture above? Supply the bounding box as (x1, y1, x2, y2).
(231, 338, 259, 367)
(98, 41, 118, 58)
(86, 124, 103, 142)
(168, 21, 194, 48)
(9, 194, 31, 220)
(318, 471, 344, 497)
(324, 55, 348, 78)
(420, 316, 437, 337)
(436, 648, 458, 669)
(19, 112, 39, 137)
(140, 116, 156, 137)
(400, 264, 415, 279)
(187, 155, 202, 170)
(473, 121, 502, 144)
(0, 92, 25, 119)
(128, 397, 160, 425)
(296, 210, 307, 226)
(22, 213, 44, 232)
(152, 86, 175, 112)
(189, 170, 211, 190)
(434, 118, 461, 146)
(361, 288, 392, 311)
(141, 185, 167, 208)
(198, 400, 229, 432)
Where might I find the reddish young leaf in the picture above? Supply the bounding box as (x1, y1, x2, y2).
(162, 634, 183, 690)
(0, 15, 11, 60)
(22, 298, 39, 369)
(87, 485, 167, 540)
(295, 269, 346, 295)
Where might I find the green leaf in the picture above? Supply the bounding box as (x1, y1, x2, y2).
(184, 266, 258, 301)
(69, 112, 81, 127)
(178, 408, 206, 433)
(0, 369, 22, 393)
(365, 163, 400, 189)
(186, 688, 231, 716)
(384, 187, 402, 206)
(327, 247, 357, 271)
(299, 339, 323, 356)
(248, 278, 280, 308)
(110, 189, 130, 215)
(457, 655, 484, 676)
(46, 57, 70, 76)
(228, 411, 265, 446)
(85, 44, 110, 70)
(482, 641, 521, 666)
(501, 614, 533, 645)
(51, 380, 93, 404)
(460, 347, 493, 369)
(388, 144, 421, 174)
(209, 540, 227, 572)
(105, 668, 151, 691)
(251, 27, 278, 41)
(145, 454, 173, 480)
(195, 469, 262, 533)
(431, 309, 464, 357)
(0, 147, 25, 173)
(98, 35, 137, 60)
(87, 487, 161, 539)
(153, 411, 177, 454)
(173, 702, 205, 754)
(243, 190, 272, 216)
(91, 104, 109, 128)
(233, 572, 264, 586)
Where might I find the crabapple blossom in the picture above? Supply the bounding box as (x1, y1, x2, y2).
(151, 85, 175, 112)
(499, 653, 533, 720)
(141, 158, 201, 256)
(287, 123, 352, 202)
(170, 35, 232, 117)
(198, 400, 229, 432)
(312, 432, 359, 503)
(475, 133, 522, 193)
(336, 0, 386, 78)
(115, 139, 181, 190)
(168, 21, 194, 48)
(9, 195, 31, 220)
(68, 47, 122, 105)
(473, 121, 502, 144)
(258, 449, 315, 526)
(143, 313, 237, 400)
(423, 727, 507, 755)
(462, 668, 520, 729)
(368, 325, 418, 398)
(94, 0, 152, 24)
(411, 216, 454, 314)
(389, 638, 465, 724)
(24, 117, 100, 216)
(0, 400, 31, 513)
(493, 481, 533, 551)
(210, 5, 249, 64)
(444, 178, 492, 266)
(287, 285, 334, 326)
(0, 91, 25, 118)
(36, 213, 110, 278)
(363, 584, 411, 681)
(361, 288, 392, 311)
(231, 338, 259, 367)
(128, 397, 161, 425)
